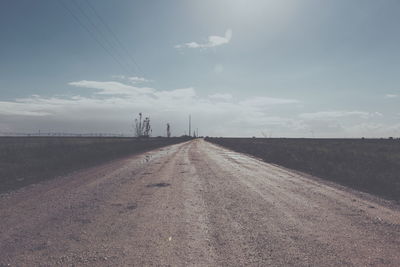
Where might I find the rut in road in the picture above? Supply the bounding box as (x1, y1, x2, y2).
(0, 139, 399, 266)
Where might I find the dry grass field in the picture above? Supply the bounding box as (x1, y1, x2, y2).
(206, 137, 400, 202)
(0, 136, 188, 194)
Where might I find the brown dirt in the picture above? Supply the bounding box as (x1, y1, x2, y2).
(1, 139, 399, 266)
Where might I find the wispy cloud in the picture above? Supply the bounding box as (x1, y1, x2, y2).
(213, 64, 224, 74)
(111, 75, 126, 80)
(128, 76, 152, 83)
(385, 94, 398, 98)
(347, 122, 400, 137)
(239, 96, 299, 106)
(0, 100, 50, 116)
(299, 111, 382, 120)
(175, 29, 232, 49)
(208, 93, 233, 101)
(68, 80, 155, 95)
(112, 75, 152, 84)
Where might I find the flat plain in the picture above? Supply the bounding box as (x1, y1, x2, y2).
(1, 139, 399, 266)
(0, 136, 187, 194)
(206, 137, 400, 201)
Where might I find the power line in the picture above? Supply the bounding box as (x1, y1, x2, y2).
(57, 0, 131, 74)
(84, 0, 145, 77)
(71, 0, 133, 73)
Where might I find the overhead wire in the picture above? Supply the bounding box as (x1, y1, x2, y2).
(70, 0, 133, 73)
(83, 0, 145, 77)
(57, 0, 136, 75)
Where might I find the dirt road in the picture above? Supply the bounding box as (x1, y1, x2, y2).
(1, 139, 399, 266)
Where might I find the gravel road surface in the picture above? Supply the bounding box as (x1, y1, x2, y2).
(1, 139, 399, 266)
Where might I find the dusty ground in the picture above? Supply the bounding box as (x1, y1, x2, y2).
(1, 139, 399, 266)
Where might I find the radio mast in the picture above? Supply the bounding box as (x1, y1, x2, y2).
(189, 115, 191, 137)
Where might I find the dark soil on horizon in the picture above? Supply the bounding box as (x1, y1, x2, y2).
(206, 137, 400, 202)
(0, 136, 188, 194)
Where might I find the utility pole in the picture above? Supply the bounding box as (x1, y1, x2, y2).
(189, 115, 191, 137)
(166, 123, 171, 138)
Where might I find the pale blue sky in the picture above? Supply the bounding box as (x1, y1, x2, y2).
(0, 0, 399, 137)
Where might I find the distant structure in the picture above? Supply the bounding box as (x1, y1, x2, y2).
(134, 113, 152, 138)
(166, 123, 171, 138)
(189, 115, 191, 137)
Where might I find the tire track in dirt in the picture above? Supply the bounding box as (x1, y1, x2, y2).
(196, 140, 400, 266)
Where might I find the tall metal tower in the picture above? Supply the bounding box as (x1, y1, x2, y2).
(189, 115, 191, 137)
